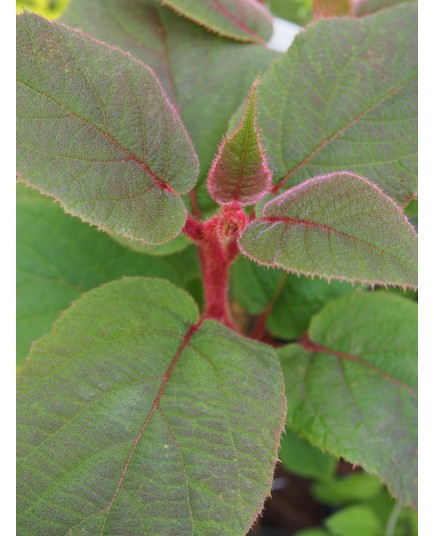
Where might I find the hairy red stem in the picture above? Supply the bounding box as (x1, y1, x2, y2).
(182, 204, 248, 329)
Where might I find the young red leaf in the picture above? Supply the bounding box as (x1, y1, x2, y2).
(207, 80, 272, 206)
(239, 172, 418, 288)
(312, 0, 353, 19)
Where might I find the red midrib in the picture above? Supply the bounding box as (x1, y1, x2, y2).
(211, 0, 262, 39)
(100, 320, 202, 535)
(270, 85, 403, 194)
(298, 333, 416, 397)
(18, 79, 175, 194)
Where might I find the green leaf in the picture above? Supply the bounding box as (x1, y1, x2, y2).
(17, 278, 285, 535)
(161, 0, 273, 44)
(61, 0, 278, 214)
(239, 172, 418, 289)
(312, 473, 383, 506)
(312, 0, 352, 19)
(231, 255, 356, 340)
(16, 185, 200, 365)
(354, 0, 417, 17)
(280, 428, 337, 480)
(325, 505, 382, 536)
(278, 292, 417, 507)
(207, 80, 272, 205)
(17, 12, 199, 245)
(257, 3, 417, 204)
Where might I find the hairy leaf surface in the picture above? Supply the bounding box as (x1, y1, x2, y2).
(17, 278, 286, 535)
(61, 0, 278, 213)
(257, 4, 417, 204)
(279, 292, 417, 506)
(161, 0, 273, 43)
(239, 172, 418, 288)
(17, 12, 199, 244)
(16, 186, 200, 364)
(208, 81, 272, 205)
(354, 0, 417, 17)
(231, 256, 356, 340)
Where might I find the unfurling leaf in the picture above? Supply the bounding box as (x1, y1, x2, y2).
(17, 278, 286, 535)
(160, 0, 273, 44)
(256, 3, 417, 204)
(279, 292, 417, 506)
(207, 80, 272, 206)
(239, 172, 417, 288)
(17, 12, 199, 245)
(312, 0, 352, 19)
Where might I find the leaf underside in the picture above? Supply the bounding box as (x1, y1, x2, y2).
(161, 0, 274, 44)
(207, 80, 272, 205)
(17, 278, 286, 535)
(239, 172, 418, 288)
(17, 12, 199, 245)
(256, 3, 417, 204)
(279, 292, 417, 507)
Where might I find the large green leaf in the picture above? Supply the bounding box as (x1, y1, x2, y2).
(16, 185, 200, 365)
(239, 172, 418, 288)
(231, 255, 356, 340)
(61, 0, 278, 212)
(17, 278, 285, 534)
(161, 0, 273, 44)
(257, 3, 417, 204)
(278, 292, 417, 507)
(17, 12, 199, 244)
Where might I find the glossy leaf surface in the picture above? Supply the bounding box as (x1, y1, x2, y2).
(16, 186, 200, 364)
(17, 278, 286, 535)
(208, 81, 272, 205)
(279, 292, 417, 506)
(17, 12, 198, 244)
(161, 0, 273, 43)
(257, 4, 417, 204)
(239, 172, 418, 288)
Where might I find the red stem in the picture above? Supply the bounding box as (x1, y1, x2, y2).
(183, 212, 241, 329)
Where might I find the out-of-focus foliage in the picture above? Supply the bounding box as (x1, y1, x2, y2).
(268, 0, 313, 26)
(16, 0, 69, 18)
